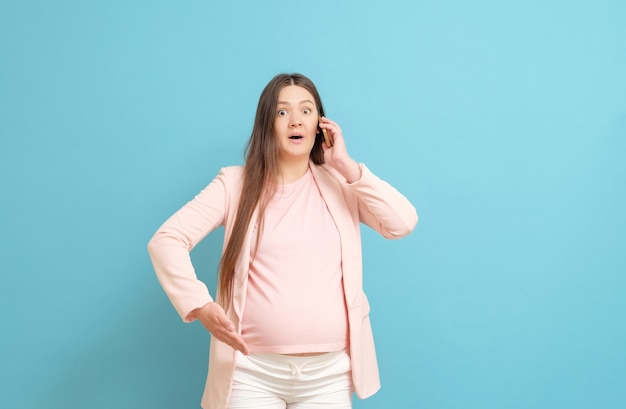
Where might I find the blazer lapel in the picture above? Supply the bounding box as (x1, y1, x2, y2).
(310, 163, 362, 307)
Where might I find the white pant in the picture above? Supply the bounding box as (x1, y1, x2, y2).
(228, 350, 354, 409)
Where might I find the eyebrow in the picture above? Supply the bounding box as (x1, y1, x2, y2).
(276, 100, 315, 105)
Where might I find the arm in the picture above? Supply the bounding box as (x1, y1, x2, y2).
(147, 168, 250, 354)
(147, 168, 230, 322)
(349, 164, 418, 239)
(319, 117, 417, 238)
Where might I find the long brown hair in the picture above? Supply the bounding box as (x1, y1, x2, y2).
(218, 73, 326, 307)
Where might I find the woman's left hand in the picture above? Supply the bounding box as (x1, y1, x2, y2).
(320, 116, 362, 183)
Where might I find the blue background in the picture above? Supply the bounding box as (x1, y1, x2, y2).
(1, 1, 625, 408)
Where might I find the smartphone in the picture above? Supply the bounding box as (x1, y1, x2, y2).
(319, 117, 333, 147)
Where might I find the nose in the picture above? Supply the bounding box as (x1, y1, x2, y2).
(289, 113, 303, 128)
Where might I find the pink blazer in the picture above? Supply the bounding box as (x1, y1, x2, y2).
(148, 162, 418, 409)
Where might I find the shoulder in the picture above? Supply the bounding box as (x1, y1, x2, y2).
(219, 165, 244, 178)
(200, 166, 245, 197)
(214, 165, 244, 185)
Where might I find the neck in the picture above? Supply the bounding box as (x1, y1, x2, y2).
(278, 158, 310, 184)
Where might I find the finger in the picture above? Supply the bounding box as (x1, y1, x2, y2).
(231, 336, 250, 355)
(320, 116, 341, 130)
(322, 124, 342, 142)
(220, 329, 250, 355)
(215, 313, 235, 331)
(319, 116, 337, 131)
(320, 115, 336, 125)
(201, 304, 249, 354)
(214, 319, 247, 350)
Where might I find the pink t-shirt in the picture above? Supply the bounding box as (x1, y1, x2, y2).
(241, 169, 348, 354)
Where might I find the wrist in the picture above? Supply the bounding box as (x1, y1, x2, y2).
(334, 158, 361, 183)
(188, 301, 213, 321)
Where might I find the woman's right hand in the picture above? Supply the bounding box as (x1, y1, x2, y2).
(190, 302, 250, 355)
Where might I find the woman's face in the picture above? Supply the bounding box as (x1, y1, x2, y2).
(273, 85, 319, 163)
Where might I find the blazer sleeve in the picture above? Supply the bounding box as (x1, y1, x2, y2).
(147, 167, 233, 322)
(347, 164, 418, 239)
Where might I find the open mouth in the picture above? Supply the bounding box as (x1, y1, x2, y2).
(289, 135, 303, 140)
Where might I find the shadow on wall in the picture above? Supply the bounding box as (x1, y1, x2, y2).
(29, 230, 224, 409)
